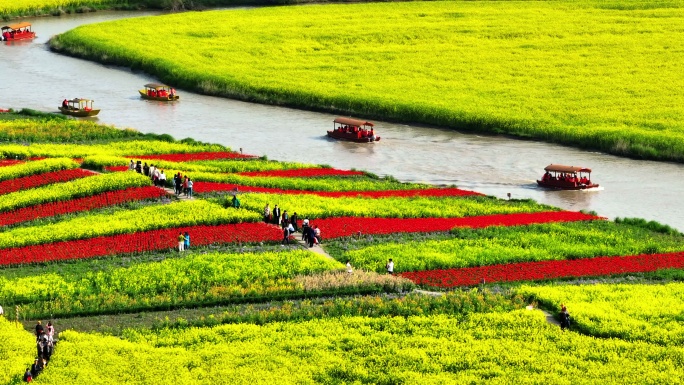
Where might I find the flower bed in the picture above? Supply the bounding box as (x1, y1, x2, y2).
(0, 222, 282, 265)
(196, 182, 482, 197)
(0, 186, 166, 227)
(238, 168, 365, 178)
(134, 151, 257, 162)
(401, 251, 684, 287)
(311, 211, 599, 239)
(0, 168, 95, 195)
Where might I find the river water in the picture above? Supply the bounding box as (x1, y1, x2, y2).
(1, 11, 683, 231)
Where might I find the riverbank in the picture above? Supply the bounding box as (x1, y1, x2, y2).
(1, 0, 382, 21)
(47, 1, 684, 163)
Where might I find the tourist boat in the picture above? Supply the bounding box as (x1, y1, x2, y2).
(327, 117, 380, 143)
(58, 98, 100, 117)
(139, 83, 179, 101)
(1, 22, 36, 41)
(537, 164, 599, 190)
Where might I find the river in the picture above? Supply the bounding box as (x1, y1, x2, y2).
(1, 11, 683, 231)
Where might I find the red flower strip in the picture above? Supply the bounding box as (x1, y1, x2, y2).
(309, 212, 599, 239)
(0, 169, 96, 196)
(132, 151, 257, 162)
(238, 168, 365, 178)
(0, 160, 25, 167)
(195, 182, 482, 197)
(0, 222, 282, 265)
(400, 251, 684, 287)
(105, 166, 129, 172)
(0, 186, 167, 227)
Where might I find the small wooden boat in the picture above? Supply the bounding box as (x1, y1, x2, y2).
(139, 83, 179, 101)
(1, 22, 36, 41)
(537, 164, 599, 190)
(327, 117, 380, 143)
(58, 98, 100, 117)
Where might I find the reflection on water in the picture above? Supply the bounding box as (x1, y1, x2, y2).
(0, 11, 683, 231)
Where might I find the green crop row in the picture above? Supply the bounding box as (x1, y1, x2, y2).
(0, 318, 35, 385)
(31, 310, 684, 384)
(0, 200, 259, 249)
(0, 171, 150, 213)
(49, 1, 684, 161)
(519, 282, 684, 347)
(83, 154, 317, 173)
(238, 193, 550, 219)
(0, 140, 224, 160)
(0, 114, 142, 143)
(327, 221, 684, 273)
(2, 250, 347, 319)
(0, 158, 77, 182)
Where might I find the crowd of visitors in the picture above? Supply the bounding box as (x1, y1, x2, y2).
(23, 321, 56, 382)
(262, 204, 321, 247)
(128, 160, 193, 197)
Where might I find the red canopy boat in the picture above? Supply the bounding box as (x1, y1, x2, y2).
(327, 117, 380, 143)
(537, 164, 599, 190)
(1, 22, 36, 41)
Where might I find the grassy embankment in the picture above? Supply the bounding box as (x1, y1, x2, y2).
(49, 1, 684, 162)
(1, 0, 379, 21)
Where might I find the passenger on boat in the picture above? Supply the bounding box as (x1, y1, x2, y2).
(170, 88, 176, 97)
(159, 89, 167, 97)
(541, 172, 551, 182)
(580, 176, 589, 185)
(61, 99, 68, 109)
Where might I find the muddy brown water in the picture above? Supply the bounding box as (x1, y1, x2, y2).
(1, 11, 683, 231)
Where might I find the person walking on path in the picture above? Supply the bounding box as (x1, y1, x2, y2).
(386, 259, 394, 275)
(177, 233, 185, 252)
(559, 305, 571, 331)
(187, 178, 194, 198)
(282, 227, 290, 245)
(184, 232, 190, 250)
(306, 225, 316, 248)
(291, 212, 298, 232)
(34, 321, 44, 338)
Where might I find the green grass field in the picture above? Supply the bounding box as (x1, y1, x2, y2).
(50, 1, 684, 161)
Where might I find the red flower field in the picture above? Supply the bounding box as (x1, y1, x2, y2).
(400, 251, 684, 287)
(309, 211, 600, 239)
(195, 182, 482, 197)
(0, 186, 167, 227)
(238, 168, 366, 178)
(0, 169, 96, 195)
(132, 151, 257, 162)
(0, 222, 282, 265)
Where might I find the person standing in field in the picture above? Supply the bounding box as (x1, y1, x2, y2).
(177, 232, 185, 252)
(560, 305, 571, 331)
(184, 232, 190, 250)
(264, 204, 271, 223)
(346, 260, 353, 275)
(129, 160, 135, 171)
(386, 259, 394, 275)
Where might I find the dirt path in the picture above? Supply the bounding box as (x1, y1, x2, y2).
(292, 233, 336, 261)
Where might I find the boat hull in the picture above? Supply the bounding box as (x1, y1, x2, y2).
(139, 90, 179, 101)
(58, 107, 100, 117)
(327, 131, 380, 143)
(3, 32, 35, 41)
(537, 180, 599, 190)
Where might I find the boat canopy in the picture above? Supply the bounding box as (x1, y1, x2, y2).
(334, 117, 374, 128)
(69, 98, 92, 103)
(144, 83, 170, 90)
(544, 164, 591, 173)
(2, 22, 32, 30)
